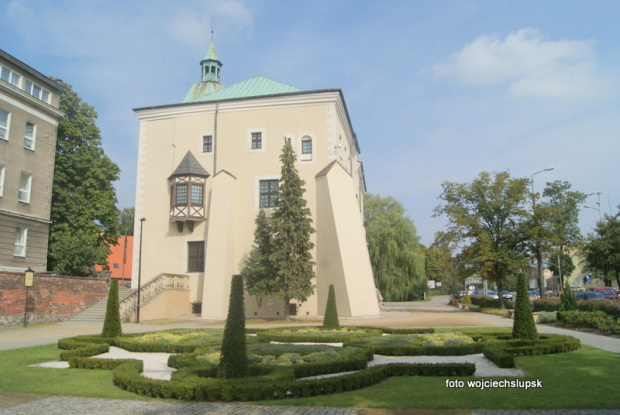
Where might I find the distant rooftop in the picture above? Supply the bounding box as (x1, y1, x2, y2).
(182, 75, 303, 103)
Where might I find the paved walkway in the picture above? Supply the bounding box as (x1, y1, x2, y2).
(1, 296, 619, 415)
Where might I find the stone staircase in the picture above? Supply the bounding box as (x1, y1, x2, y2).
(65, 288, 135, 324)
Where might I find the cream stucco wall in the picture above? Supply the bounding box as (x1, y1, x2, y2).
(132, 91, 380, 319)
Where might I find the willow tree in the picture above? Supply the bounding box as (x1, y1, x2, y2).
(364, 193, 426, 301)
(434, 171, 530, 308)
(270, 140, 315, 319)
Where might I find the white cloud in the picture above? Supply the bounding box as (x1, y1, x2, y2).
(434, 28, 613, 100)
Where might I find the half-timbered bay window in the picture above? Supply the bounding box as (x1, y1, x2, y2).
(169, 151, 210, 232)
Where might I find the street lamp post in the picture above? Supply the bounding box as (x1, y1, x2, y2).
(531, 166, 554, 298)
(23, 267, 34, 327)
(587, 191, 603, 221)
(136, 217, 146, 323)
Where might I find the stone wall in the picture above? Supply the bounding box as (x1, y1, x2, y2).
(0, 272, 109, 327)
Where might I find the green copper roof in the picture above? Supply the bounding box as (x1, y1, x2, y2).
(182, 75, 303, 103)
(203, 40, 219, 62)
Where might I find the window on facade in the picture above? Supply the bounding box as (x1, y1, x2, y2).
(251, 132, 262, 149)
(202, 135, 213, 152)
(301, 138, 312, 154)
(24, 122, 35, 150)
(0, 109, 9, 140)
(190, 184, 203, 205)
(259, 179, 279, 208)
(1, 66, 21, 87)
(0, 165, 5, 197)
(18, 172, 32, 203)
(14, 227, 28, 257)
(187, 241, 205, 272)
(175, 183, 188, 205)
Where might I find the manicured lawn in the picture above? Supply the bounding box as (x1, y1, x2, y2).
(0, 328, 618, 409)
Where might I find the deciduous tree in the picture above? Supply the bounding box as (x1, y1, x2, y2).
(47, 80, 120, 275)
(364, 193, 426, 301)
(582, 207, 620, 288)
(434, 171, 530, 308)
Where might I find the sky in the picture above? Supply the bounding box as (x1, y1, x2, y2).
(2, 0, 619, 246)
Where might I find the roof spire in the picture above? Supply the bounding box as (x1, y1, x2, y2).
(200, 32, 222, 84)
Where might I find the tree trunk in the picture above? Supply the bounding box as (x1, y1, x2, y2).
(536, 246, 545, 298)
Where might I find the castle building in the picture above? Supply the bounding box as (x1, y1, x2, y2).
(0, 49, 63, 272)
(131, 40, 380, 319)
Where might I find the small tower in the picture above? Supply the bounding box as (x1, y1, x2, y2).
(201, 38, 222, 83)
(182, 33, 225, 103)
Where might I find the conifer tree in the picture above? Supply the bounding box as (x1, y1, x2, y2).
(101, 279, 122, 338)
(217, 275, 249, 378)
(322, 285, 340, 329)
(241, 209, 277, 318)
(558, 280, 578, 312)
(270, 139, 315, 319)
(512, 273, 538, 340)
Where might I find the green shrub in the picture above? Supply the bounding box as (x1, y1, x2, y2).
(538, 311, 558, 323)
(323, 284, 340, 329)
(483, 347, 514, 368)
(462, 294, 471, 305)
(101, 279, 122, 338)
(532, 299, 560, 312)
(218, 275, 249, 378)
(257, 327, 381, 343)
(558, 310, 620, 333)
(467, 304, 480, 311)
(512, 273, 537, 340)
(558, 281, 578, 312)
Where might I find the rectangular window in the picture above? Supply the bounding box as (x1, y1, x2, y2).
(1, 66, 21, 87)
(14, 227, 28, 257)
(23, 79, 50, 102)
(259, 179, 279, 208)
(301, 139, 312, 154)
(187, 241, 205, 272)
(202, 135, 212, 152)
(0, 165, 5, 197)
(18, 172, 32, 203)
(190, 184, 203, 205)
(251, 132, 262, 149)
(175, 183, 188, 205)
(24, 122, 36, 150)
(0, 109, 9, 140)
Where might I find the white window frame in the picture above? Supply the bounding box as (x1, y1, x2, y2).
(18, 172, 32, 203)
(255, 175, 280, 210)
(247, 128, 266, 152)
(0, 165, 5, 197)
(299, 134, 315, 162)
(14, 227, 28, 257)
(0, 109, 9, 141)
(201, 134, 213, 153)
(1, 65, 22, 87)
(24, 122, 36, 150)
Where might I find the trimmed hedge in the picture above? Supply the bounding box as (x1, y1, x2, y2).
(534, 299, 620, 319)
(342, 341, 484, 356)
(256, 327, 383, 343)
(111, 361, 476, 401)
(483, 347, 514, 368)
(558, 310, 620, 334)
(469, 296, 514, 309)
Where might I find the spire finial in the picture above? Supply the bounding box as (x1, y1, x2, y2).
(211, 20, 214, 41)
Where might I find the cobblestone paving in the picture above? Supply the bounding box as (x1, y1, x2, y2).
(0, 397, 360, 415)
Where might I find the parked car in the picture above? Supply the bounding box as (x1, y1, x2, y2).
(502, 291, 513, 300)
(528, 290, 540, 300)
(586, 287, 619, 300)
(574, 291, 610, 301)
(486, 291, 499, 299)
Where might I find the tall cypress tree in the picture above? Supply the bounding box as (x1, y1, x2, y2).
(101, 279, 122, 338)
(241, 209, 277, 318)
(322, 285, 340, 329)
(217, 275, 248, 378)
(270, 139, 315, 319)
(512, 273, 538, 340)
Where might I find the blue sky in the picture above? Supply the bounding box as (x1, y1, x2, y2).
(2, 0, 619, 246)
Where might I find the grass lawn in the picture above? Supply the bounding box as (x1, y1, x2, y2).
(0, 328, 618, 409)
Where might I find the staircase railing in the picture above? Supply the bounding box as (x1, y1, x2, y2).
(119, 273, 190, 322)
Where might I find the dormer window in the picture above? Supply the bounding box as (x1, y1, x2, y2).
(169, 151, 210, 232)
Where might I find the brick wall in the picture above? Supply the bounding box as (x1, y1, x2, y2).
(0, 272, 109, 327)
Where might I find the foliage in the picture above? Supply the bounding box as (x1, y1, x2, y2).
(101, 279, 122, 338)
(257, 327, 381, 343)
(527, 180, 586, 294)
(512, 273, 538, 340)
(558, 310, 620, 334)
(582, 207, 620, 288)
(241, 209, 278, 318)
(323, 284, 340, 329)
(218, 275, 249, 378)
(48, 80, 120, 274)
(270, 140, 315, 319)
(548, 253, 575, 282)
(558, 281, 578, 312)
(434, 171, 531, 308)
(364, 193, 427, 301)
(117, 207, 134, 236)
(537, 311, 558, 323)
(49, 230, 110, 276)
(462, 294, 471, 305)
